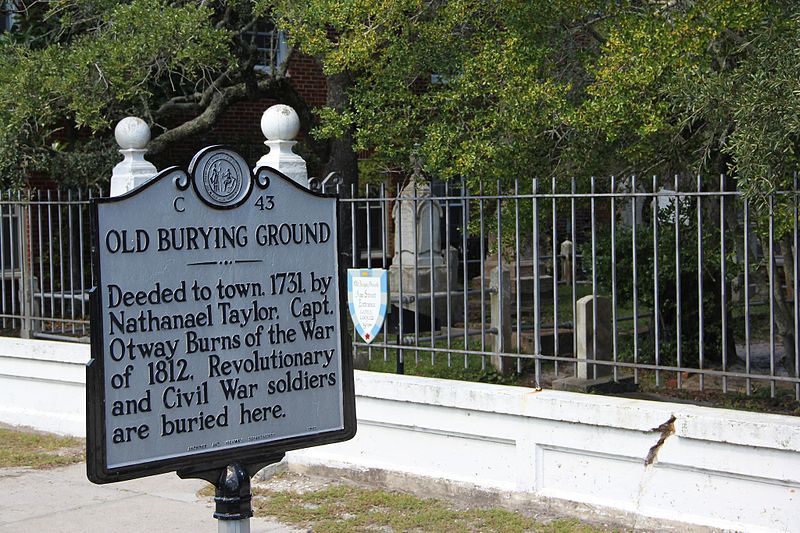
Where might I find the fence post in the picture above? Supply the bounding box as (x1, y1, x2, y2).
(490, 265, 512, 374)
(18, 197, 35, 338)
(255, 104, 308, 188)
(110, 117, 157, 196)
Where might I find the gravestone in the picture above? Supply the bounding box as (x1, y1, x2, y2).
(482, 238, 553, 298)
(388, 177, 461, 332)
(560, 239, 573, 284)
(575, 295, 612, 379)
(552, 293, 636, 393)
(87, 146, 355, 485)
(489, 266, 512, 374)
(618, 176, 646, 229)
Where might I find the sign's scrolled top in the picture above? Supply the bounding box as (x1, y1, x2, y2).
(87, 145, 355, 484)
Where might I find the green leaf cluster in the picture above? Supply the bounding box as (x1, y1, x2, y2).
(0, 0, 232, 186)
(2, 0, 230, 130)
(4, 0, 800, 196)
(273, 0, 591, 184)
(274, 0, 800, 196)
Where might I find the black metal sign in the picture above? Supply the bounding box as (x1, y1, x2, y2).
(87, 147, 355, 484)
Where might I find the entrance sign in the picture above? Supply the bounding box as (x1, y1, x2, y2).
(347, 269, 388, 343)
(87, 147, 355, 484)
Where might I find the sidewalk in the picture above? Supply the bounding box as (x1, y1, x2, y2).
(0, 462, 302, 533)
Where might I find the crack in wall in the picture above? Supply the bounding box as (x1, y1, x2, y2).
(631, 414, 678, 528)
(644, 415, 676, 466)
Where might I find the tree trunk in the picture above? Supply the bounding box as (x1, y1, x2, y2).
(322, 71, 359, 190)
(322, 70, 367, 369)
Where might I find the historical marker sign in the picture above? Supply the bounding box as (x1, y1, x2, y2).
(87, 147, 355, 484)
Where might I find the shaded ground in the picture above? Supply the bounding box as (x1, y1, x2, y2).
(365, 336, 800, 416)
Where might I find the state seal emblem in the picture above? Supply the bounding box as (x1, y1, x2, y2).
(189, 148, 252, 208)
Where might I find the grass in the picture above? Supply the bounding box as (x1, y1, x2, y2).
(365, 342, 520, 385)
(0, 426, 84, 468)
(359, 310, 800, 416)
(249, 481, 612, 533)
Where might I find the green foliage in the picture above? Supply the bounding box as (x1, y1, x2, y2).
(0, 0, 236, 186)
(582, 192, 738, 367)
(1, 0, 230, 129)
(273, 0, 590, 184)
(579, 0, 800, 193)
(274, 0, 800, 197)
(4, 0, 800, 197)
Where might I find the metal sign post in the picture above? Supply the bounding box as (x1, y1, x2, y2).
(86, 146, 356, 529)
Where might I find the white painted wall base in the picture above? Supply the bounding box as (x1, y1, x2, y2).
(0, 338, 89, 436)
(289, 372, 800, 532)
(1, 337, 798, 531)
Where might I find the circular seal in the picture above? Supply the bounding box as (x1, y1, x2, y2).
(190, 148, 252, 209)
(202, 153, 242, 204)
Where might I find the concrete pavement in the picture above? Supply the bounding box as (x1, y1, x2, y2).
(0, 463, 302, 532)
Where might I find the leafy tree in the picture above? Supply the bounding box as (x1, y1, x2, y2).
(579, 0, 800, 371)
(578, 1, 800, 188)
(2, 0, 797, 371)
(272, 0, 603, 185)
(5, 0, 800, 191)
(0, 0, 337, 187)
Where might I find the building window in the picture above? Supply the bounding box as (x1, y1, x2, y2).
(244, 21, 288, 74)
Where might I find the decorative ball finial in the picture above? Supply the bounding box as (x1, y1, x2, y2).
(261, 104, 301, 141)
(115, 117, 151, 150)
(111, 116, 157, 196)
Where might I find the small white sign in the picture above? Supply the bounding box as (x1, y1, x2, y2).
(347, 269, 387, 343)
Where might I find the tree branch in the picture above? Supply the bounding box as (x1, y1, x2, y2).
(153, 94, 203, 117)
(147, 77, 306, 155)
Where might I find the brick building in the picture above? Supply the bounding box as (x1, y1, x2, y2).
(156, 30, 330, 175)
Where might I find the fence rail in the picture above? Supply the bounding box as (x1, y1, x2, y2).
(336, 175, 799, 400)
(0, 189, 99, 341)
(1, 177, 798, 399)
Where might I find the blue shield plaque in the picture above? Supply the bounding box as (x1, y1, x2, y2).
(347, 269, 388, 343)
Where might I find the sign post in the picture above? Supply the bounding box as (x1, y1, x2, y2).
(87, 147, 356, 529)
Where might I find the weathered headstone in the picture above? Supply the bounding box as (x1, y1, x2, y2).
(575, 295, 612, 379)
(560, 239, 573, 284)
(87, 146, 355, 486)
(618, 176, 646, 229)
(489, 266, 512, 374)
(483, 239, 553, 298)
(388, 176, 461, 331)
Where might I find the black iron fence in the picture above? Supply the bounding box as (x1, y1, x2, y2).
(334, 175, 799, 399)
(1, 177, 798, 399)
(0, 189, 98, 341)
